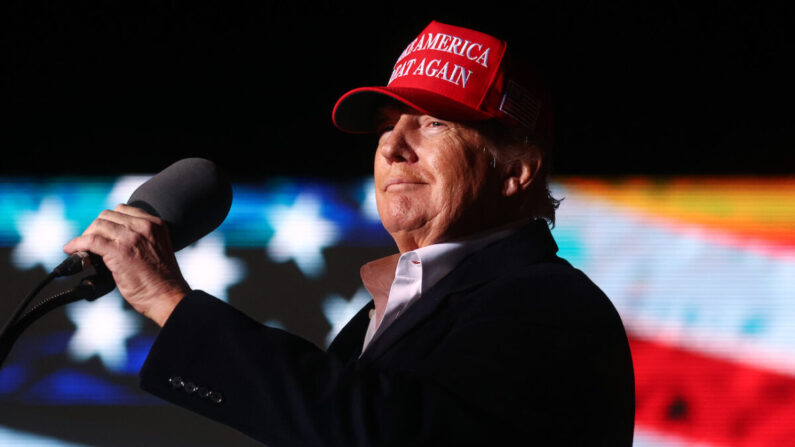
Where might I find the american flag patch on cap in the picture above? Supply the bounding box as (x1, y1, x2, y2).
(499, 80, 541, 131)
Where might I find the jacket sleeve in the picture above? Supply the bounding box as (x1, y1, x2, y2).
(140, 291, 512, 447)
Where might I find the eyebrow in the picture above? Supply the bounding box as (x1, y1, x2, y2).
(374, 104, 406, 129)
(373, 114, 393, 132)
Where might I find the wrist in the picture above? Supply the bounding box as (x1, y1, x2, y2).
(146, 283, 190, 327)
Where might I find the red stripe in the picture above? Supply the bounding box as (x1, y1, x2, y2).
(630, 336, 795, 446)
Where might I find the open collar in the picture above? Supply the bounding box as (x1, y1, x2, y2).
(332, 220, 559, 364)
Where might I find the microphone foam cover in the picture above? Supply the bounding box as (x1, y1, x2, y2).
(127, 158, 233, 251)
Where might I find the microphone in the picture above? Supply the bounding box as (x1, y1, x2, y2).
(54, 157, 233, 278)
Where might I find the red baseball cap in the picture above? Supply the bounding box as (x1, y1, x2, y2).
(332, 20, 553, 146)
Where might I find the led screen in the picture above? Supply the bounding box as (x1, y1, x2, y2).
(0, 176, 792, 446)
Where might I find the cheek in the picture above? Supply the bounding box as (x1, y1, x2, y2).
(373, 154, 386, 180)
(432, 152, 488, 201)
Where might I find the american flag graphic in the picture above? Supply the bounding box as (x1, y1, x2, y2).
(0, 176, 792, 446)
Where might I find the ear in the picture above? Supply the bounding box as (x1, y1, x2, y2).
(502, 149, 541, 198)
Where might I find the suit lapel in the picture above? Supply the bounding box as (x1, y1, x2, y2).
(358, 220, 560, 364)
(326, 303, 372, 361)
(357, 267, 469, 364)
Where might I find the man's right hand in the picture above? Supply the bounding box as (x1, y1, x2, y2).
(63, 204, 191, 327)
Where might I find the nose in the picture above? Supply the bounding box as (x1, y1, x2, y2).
(377, 116, 419, 164)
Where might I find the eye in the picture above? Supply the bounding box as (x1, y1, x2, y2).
(423, 118, 449, 131)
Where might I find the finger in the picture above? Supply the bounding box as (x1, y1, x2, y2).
(83, 216, 129, 238)
(114, 203, 161, 221)
(112, 205, 171, 244)
(98, 207, 158, 226)
(95, 208, 164, 237)
(69, 217, 129, 251)
(63, 233, 117, 256)
(89, 209, 140, 229)
(62, 218, 123, 254)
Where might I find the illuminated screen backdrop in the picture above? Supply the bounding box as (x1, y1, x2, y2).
(0, 176, 792, 446)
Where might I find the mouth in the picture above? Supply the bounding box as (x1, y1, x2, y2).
(383, 178, 426, 191)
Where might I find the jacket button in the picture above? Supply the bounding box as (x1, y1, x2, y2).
(210, 391, 223, 404)
(169, 376, 184, 389)
(197, 387, 211, 398)
(184, 382, 198, 393)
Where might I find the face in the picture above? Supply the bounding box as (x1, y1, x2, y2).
(373, 105, 504, 251)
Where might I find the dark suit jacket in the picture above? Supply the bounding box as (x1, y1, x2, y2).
(140, 220, 635, 446)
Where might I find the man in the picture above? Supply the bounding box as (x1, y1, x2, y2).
(64, 21, 634, 446)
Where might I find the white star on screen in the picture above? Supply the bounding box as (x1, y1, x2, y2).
(266, 194, 341, 279)
(176, 233, 245, 302)
(66, 292, 142, 372)
(105, 175, 149, 208)
(322, 287, 372, 347)
(360, 178, 381, 221)
(11, 196, 78, 272)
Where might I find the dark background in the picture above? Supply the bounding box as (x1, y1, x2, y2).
(0, 3, 791, 445)
(1, 1, 792, 180)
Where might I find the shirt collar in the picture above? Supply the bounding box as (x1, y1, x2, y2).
(360, 220, 527, 309)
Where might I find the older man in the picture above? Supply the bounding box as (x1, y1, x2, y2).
(64, 21, 634, 446)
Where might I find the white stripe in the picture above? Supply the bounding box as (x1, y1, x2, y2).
(552, 183, 795, 375)
(0, 426, 93, 447)
(634, 426, 720, 447)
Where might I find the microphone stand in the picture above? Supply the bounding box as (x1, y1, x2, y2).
(0, 264, 116, 370)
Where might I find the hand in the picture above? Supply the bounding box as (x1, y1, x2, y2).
(63, 204, 191, 326)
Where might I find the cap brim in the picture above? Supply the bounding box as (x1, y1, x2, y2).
(332, 86, 493, 134)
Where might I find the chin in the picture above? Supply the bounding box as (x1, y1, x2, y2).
(381, 217, 422, 235)
(378, 197, 427, 227)
(379, 209, 430, 236)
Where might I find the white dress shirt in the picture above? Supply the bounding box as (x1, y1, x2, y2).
(360, 225, 520, 354)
